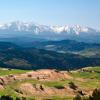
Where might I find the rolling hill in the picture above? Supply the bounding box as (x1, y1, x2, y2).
(0, 42, 100, 70)
(0, 66, 100, 100)
(29, 39, 100, 58)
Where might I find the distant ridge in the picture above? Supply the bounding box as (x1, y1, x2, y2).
(0, 21, 100, 43)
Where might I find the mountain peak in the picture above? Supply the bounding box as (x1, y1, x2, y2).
(0, 21, 98, 34)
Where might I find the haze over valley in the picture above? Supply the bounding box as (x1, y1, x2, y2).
(0, 0, 100, 100)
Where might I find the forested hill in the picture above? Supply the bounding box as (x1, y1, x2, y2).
(0, 42, 100, 70)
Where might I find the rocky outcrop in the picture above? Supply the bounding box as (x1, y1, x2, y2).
(0, 69, 94, 97)
(17, 83, 76, 96)
(26, 69, 72, 81)
(0, 84, 4, 90)
(0, 69, 72, 86)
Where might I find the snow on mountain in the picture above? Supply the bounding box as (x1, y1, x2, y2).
(50, 25, 68, 33)
(72, 25, 88, 35)
(0, 21, 98, 35)
(0, 21, 100, 43)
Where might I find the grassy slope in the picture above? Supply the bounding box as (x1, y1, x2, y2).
(0, 68, 29, 76)
(83, 66, 100, 71)
(71, 66, 100, 79)
(0, 66, 100, 100)
(70, 66, 100, 90)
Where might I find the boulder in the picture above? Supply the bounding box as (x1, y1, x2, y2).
(0, 84, 4, 90)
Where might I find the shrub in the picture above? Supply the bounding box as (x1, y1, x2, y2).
(89, 88, 100, 100)
(73, 94, 82, 100)
(68, 81, 78, 90)
(0, 95, 13, 100)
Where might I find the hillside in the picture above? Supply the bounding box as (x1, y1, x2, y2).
(0, 66, 100, 100)
(0, 42, 100, 70)
(31, 40, 100, 58)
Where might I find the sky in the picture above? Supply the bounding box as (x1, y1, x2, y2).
(0, 0, 100, 29)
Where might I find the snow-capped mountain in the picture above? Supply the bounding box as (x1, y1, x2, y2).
(0, 21, 100, 43)
(0, 21, 98, 34)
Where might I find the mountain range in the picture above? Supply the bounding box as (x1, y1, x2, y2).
(0, 21, 100, 70)
(0, 21, 100, 44)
